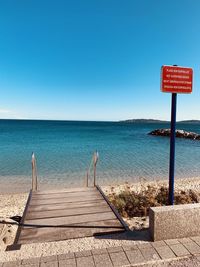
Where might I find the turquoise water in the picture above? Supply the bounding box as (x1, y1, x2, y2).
(0, 119, 200, 190)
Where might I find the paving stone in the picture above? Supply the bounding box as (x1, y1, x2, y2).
(191, 236, 200, 246)
(170, 243, 191, 257)
(76, 256, 95, 267)
(137, 243, 153, 250)
(155, 245, 176, 259)
(179, 238, 193, 244)
(140, 247, 160, 261)
(162, 256, 200, 267)
(58, 252, 75, 260)
(40, 255, 57, 263)
(92, 248, 108, 255)
(183, 242, 200, 255)
(126, 249, 145, 265)
(191, 236, 200, 241)
(21, 258, 40, 265)
(107, 246, 123, 253)
(195, 255, 200, 262)
(75, 250, 92, 257)
(122, 244, 138, 251)
(3, 261, 21, 267)
(152, 240, 166, 249)
(165, 239, 180, 246)
(110, 251, 129, 266)
(40, 262, 58, 267)
(59, 258, 76, 267)
(93, 253, 113, 267)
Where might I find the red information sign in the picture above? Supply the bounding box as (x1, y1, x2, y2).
(161, 65, 193, 94)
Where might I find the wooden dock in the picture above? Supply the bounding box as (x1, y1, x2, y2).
(11, 186, 127, 248)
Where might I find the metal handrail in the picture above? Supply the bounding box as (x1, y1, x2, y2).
(31, 151, 98, 190)
(31, 152, 38, 191)
(85, 151, 99, 187)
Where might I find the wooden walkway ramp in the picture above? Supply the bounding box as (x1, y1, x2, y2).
(12, 186, 127, 247)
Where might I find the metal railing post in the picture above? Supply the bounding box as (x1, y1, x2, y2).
(86, 170, 89, 187)
(85, 151, 99, 187)
(32, 152, 38, 191)
(93, 151, 99, 187)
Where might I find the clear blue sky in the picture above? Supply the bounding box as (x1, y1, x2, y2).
(0, 0, 200, 121)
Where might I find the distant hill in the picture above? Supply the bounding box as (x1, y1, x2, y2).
(120, 119, 200, 124)
(178, 120, 200, 124)
(119, 119, 169, 123)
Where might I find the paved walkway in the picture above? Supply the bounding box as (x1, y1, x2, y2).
(2, 236, 200, 266)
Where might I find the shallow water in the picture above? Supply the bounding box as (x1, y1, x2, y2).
(0, 119, 200, 191)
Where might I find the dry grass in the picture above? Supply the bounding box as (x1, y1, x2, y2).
(108, 185, 200, 218)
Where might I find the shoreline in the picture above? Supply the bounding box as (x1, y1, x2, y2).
(1, 175, 200, 194)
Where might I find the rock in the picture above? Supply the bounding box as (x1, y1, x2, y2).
(148, 129, 200, 140)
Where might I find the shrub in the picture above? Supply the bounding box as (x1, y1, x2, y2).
(108, 185, 199, 218)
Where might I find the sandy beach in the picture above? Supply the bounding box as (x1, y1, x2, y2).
(1, 177, 200, 262)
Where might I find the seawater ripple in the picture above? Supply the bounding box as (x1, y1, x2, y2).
(0, 120, 200, 188)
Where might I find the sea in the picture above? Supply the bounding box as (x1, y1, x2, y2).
(0, 119, 200, 192)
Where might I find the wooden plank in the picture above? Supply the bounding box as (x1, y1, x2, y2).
(27, 200, 107, 213)
(31, 190, 99, 200)
(26, 205, 111, 220)
(96, 185, 129, 231)
(34, 187, 96, 195)
(30, 195, 104, 205)
(18, 219, 124, 244)
(24, 211, 116, 227)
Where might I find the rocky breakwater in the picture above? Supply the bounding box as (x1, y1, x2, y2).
(148, 129, 200, 140)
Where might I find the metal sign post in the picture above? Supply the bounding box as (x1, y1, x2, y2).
(168, 93, 177, 205)
(161, 65, 193, 205)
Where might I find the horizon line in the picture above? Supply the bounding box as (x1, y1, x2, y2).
(0, 118, 200, 123)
